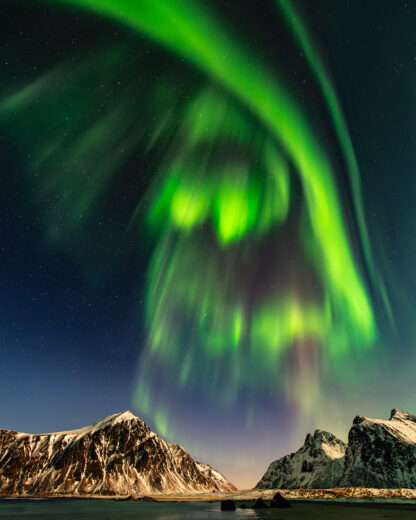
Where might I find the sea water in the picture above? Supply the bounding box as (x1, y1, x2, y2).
(0, 500, 254, 519)
(2, 498, 416, 519)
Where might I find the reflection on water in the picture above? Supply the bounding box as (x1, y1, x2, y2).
(0, 500, 259, 520)
(1, 499, 416, 519)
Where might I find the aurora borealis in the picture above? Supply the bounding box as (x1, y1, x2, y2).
(1, 0, 416, 488)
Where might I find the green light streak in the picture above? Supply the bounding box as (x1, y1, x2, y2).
(275, 0, 394, 326)
(51, 0, 374, 341)
(4, 0, 386, 429)
(251, 298, 326, 360)
(275, 0, 371, 263)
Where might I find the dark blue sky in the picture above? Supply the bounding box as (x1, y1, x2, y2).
(0, 169, 142, 432)
(0, 0, 153, 433)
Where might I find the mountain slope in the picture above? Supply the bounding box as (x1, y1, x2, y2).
(256, 430, 346, 489)
(340, 409, 416, 488)
(0, 411, 236, 496)
(196, 462, 234, 491)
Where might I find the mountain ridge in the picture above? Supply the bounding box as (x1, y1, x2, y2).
(256, 428, 346, 489)
(0, 410, 236, 496)
(340, 408, 416, 488)
(257, 408, 416, 490)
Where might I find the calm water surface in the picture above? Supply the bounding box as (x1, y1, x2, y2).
(1, 499, 416, 519)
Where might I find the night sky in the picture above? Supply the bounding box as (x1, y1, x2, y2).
(1, 0, 416, 488)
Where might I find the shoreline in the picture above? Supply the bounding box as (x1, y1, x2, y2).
(2, 487, 416, 504)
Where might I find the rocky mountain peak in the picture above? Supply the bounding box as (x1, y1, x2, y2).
(0, 412, 235, 497)
(257, 409, 416, 490)
(307, 429, 343, 444)
(352, 415, 365, 426)
(112, 410, 136, 420)
(341, 409, 416, 488)
(389, 408, 416, 423)
(256, 428, 346, 489)
(41, 410, 149, 441)
(303, 430, 346, 459)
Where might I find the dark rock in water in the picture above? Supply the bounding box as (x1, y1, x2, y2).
(252, 497, 268, 509)
(239, 504, 247, 509)
(270, 492, 291, 508)
(221, 499, 236, 511)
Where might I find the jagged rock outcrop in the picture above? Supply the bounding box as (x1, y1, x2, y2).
(0, 411, 236, 496)
(340, 409, 416, 488)
(256, 429, 346, 489)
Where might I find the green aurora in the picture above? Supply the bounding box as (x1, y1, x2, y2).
(1, 0, 386, 440)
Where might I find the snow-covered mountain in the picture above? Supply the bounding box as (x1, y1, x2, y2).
(0, 411, 236, 496)
(257, 409, 416, 490)
(340, 409, 416, 488)
(256, 429, 346, 489)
